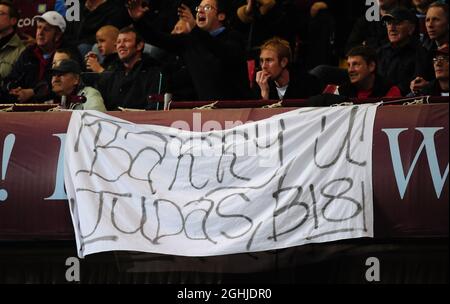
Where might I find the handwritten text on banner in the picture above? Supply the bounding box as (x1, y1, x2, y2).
(65, 106, 377, 258)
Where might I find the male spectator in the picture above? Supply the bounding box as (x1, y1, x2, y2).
(410, 2, 448, 93)
(51, 59, 106, 111)
(2, 11, 69, 103)
(85, 25, 120, 73)
(335, 46, 401, 99)
(411, 0, 434, 42)
(10, 0, 57, 44)
(377, 7, 434, 95)
(424, 2, 448, 51)
(0, 0, 25, 80)
(97, 26, 162, 110)
(309, 0, 398, 88)
(410, 49, 449, 96)
(127, 0, 251, 101)
(255, 37, 321, 100)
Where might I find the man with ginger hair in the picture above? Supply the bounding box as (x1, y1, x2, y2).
(255, 37, 321, 100)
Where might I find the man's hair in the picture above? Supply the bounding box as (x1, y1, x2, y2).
(0, 0, 19, 19)
(55, 47, 84, 67)
(119, 26, 144, 45)
(260, 37, 292, 63)
(427, 2, 449, 21)
(97, 25, 119, 40)
(346, 45, 378, 66)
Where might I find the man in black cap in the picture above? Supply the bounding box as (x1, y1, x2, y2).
(377, 7, 434, 95)
(51, 59, 106, 111)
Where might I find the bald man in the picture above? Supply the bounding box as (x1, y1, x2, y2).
(85, 25, 120, 73)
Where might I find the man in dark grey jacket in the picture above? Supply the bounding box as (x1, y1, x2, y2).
(377, 7, 434, 95)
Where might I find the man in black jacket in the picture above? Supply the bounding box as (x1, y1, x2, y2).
(255, 37, 321, 100)
(377, 7, 434, 95)
(411, 2, 448, 93)
(97, 26, 162, 110)
(127, 0, 251, 101)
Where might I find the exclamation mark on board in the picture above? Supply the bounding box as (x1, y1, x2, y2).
(0, 134, 15, 202)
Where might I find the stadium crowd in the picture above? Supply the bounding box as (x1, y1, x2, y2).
(0, 0, 448, 111)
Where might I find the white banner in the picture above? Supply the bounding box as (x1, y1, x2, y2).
(65, 105, 378, 258)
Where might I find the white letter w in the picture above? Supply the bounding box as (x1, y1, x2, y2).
(382, 128, 449, 199)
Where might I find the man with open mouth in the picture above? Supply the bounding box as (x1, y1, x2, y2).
(127, 0, 251, 102)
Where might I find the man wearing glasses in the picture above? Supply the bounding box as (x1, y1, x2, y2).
(377, 7, 434, 95)
(127, 0, 251, 102)
(410, 49, 449, 97)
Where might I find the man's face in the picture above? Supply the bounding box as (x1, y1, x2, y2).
(36, 20, 60, 51)
(426, 7, 449, 42)
(434, 55, 449, 81)
(52, 72, 79, 96)
(196, 0, 223, 32)
(259, 48, 286, 81)
(96, 30, 116, 56)
(0, 5, 15, 33)
(347, 55, 374, 85)
(386, 20, 415, 46)
(116, 32, 142, 63)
